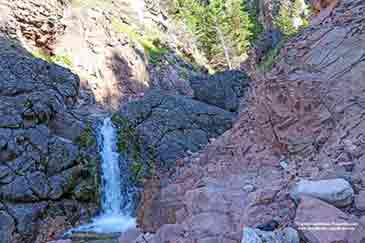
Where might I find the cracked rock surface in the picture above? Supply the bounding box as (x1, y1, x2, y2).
(136, 1, 365, 242)
(119, 89, 237, 168)
(0, 35, 99, 243)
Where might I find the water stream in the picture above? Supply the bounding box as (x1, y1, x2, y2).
(66, 117, 135, 236)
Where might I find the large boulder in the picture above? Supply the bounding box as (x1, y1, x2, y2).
(242, 227, 299, 243)
(118, 90, 236, 168)
(290, 179, 354, 207)
(190, 70, 250, 112)
(295, 196, 365, 243)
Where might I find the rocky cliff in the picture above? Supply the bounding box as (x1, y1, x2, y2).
(0, 0, 248, 242)
(136, 0, 365, 242)
(1, 0, 365, 243)
(0, 34, 101, 243)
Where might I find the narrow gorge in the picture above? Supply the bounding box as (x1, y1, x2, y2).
(0, 0, 365, 243)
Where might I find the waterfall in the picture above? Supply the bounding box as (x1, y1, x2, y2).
(65, 117, 135, 236)
(100, 117, 123, 215)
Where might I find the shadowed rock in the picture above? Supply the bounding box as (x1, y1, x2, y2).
(119, 89, 236, 168)
(0, 35, 99, 243)
(190, 70, 250, 112)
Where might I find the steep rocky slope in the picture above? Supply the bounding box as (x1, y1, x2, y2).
(0, 1, 250, 242)
(136, 0, 365, 242)
(2, 0, 365, 242)
(3, 0, 208, 111)
(0, 35, 100, 243)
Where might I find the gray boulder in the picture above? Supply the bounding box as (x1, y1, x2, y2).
(242, 227, 299, 243)
(190, 70, 250, 112)
(290, 179, 354, 207)
(0, 210, 15, 243)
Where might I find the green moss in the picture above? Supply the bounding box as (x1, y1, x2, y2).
(31, 50, 73, 68)
(130, 161, 144, 184)
(111, 114, 143, 160)
(77, 154, 100, 202)
(75, 125, 96, 148)
(111, 114, 156, 185)
(111, 18, 168, 64)
(52, 55, 73, 67)
(180, 68, 190, 80)
(23, 99, 33, 109)
(257, 39, 286, 73)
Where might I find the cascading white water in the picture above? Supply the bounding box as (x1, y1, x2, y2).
(100, 117, 123, 215)
(66, 117, 135, 235)
(92, 117, 136, 232)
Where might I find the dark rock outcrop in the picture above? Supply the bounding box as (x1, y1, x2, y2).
(0, 36, 99, 243)
(190, 70, 250, 112)
(118, 90, 236, 169)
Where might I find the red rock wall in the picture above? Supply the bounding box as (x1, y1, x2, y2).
(137, 0, 365, 242)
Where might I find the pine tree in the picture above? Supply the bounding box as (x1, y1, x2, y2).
(171, 0, 262, 69)
(274, 0, 308, 36)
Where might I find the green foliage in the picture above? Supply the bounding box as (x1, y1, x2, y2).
(77, 153, 100, 202)
(274, 0, 309, 37)
(130, 161, 144, 185)
(75, 125, 96, 148)
(257, 39, 286, 73)
(31, 50, 73, 68)
(52, 55, 73, 67)
(258, 0, 310, 72)
(111, 18, 168, 64)
(274, 4, 297, 36)
(171, 0, 262, 68)
(111, 114, 156, 185)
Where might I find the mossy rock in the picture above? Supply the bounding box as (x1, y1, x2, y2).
(76, 153, 101, 203)
(73, 180, 98, 202)
(75, 125, 97, 148)
(111, 114, 156, 185)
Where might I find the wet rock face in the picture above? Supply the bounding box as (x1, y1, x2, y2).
(0, 36, 99, 243)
